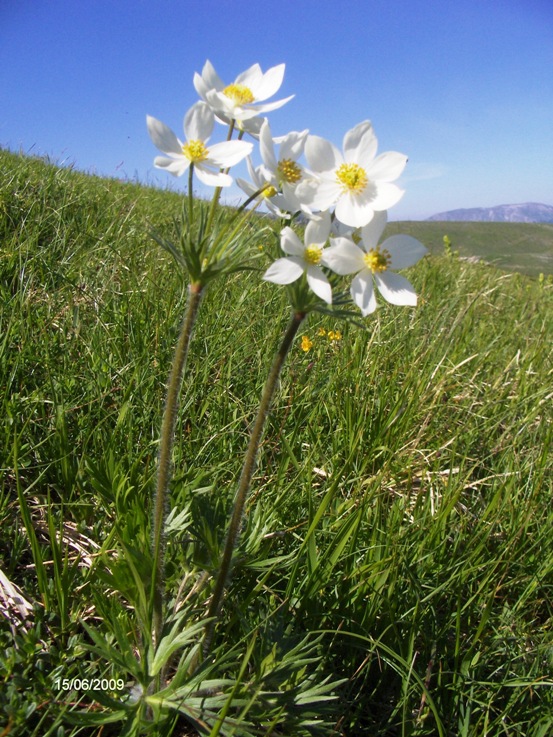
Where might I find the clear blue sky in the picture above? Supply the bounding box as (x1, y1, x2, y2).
(1, 0, 552, 220)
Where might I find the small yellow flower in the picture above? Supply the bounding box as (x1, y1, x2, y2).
(317, 327, 327, 336)
(327, 330, 342, 342)
(300, 335, 313, 352)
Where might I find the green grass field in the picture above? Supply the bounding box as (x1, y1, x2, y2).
(1, 148, 552, 736)
(385, 220, 553, 278)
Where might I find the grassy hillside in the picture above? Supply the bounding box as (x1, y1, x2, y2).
(1, 148, 552, 736)
(386, 219, 553, 277)
(2, 147, 551, 277)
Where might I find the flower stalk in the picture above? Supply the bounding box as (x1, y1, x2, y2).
(151, 281, 203, 650)
(203, 310, 306, 653)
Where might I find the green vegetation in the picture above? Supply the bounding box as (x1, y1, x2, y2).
(386, 220, 553, 277)
(1, 148, 552, 736)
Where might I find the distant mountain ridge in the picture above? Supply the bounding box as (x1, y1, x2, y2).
(427, 203, 553, 223)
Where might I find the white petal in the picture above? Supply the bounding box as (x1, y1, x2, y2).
(375, 271, 417, 306)
(304, 210, 331, 246)
(205, 89, 235, 116)
(367, 151, 407, 182)
(193, 71, 209, 100)
(201, 60, 224, 91)
(263, 257, 304, 284)
(330, 220, 356, 238)
(184, 102, 213, 143)
(280, 227, 305, 257)
(369, 182, 405, 211)
(238, 115, 264, 137)
(194, 165, 233, 187)
(351, 271, 377, 315)
(260, 119, 278, 171)
(258, 164, 278, 185)
(294, 178, 320, 209)
(383, 236, 428, 270)
(207, 140, 253, 167)
(247, 156, 263, 186)
(300, 177, 341, 211)
(194, 62, 224, 99)
(206, 90, 266, 121)
(344, 121, 377, 165)
(235, 177, 257, 197)
(323, 239, 365, 275)
(236, 63, 262, 87)
(305, 135, 342, 172)
(306, 266, 332, 304)
(359, 211, 388, 250)
(335, 193, 375, 228)
(250, 63, 285, 101)
(279, 183, 303, 212)
(278, 129, 308, 161)
(147, 116, 182, 155)
(153, 156, 188, 176)
(252, 96, 294, 115)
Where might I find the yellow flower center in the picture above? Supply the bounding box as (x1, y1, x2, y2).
(336, 163, 368, 194)
(363, 247, 391, 273)
(182, 139, 208, 162)
(304, 244, 323, 265)
(277, 158, 302, 184)
(300, 335, 313, 352)
(223, 83, 255, 105)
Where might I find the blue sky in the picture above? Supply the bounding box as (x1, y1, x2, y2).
(1, 0, 552, 220)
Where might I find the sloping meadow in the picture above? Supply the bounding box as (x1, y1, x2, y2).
(1, 148, 552, 735)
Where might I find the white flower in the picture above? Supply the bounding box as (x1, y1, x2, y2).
(298, 122, 407, 228)
(194, 60, 294, 124)
(323, 211, 427, 315)
(258, 119, 309, 213)
(235, 158, 292, 219)
(146, 102, 252, 186)
(263, 211, 333, 304)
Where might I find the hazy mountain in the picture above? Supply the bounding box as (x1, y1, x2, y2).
(427, 203, 553, 223)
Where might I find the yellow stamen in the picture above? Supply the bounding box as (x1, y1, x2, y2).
(304, 244, 323, 265)
(262, 184, 278, 198)
(182, 139, 208, 162)
(277, 158, 302, 184)
(336, 163, 368, 194)
(363, 247, 391, 273)
(223, 83, 255, 105)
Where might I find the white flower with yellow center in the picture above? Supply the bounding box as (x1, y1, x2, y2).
(298, 122, 407, 228)
(194, 60, 294, 125)
(146, 102, 253, 186)
(263, 211, 333, 304)
(323, 211, 427, 315)
(235, 157, 291, 219)
(258, 119, 310, 213)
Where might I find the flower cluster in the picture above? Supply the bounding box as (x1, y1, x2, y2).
(147, 60, 427, 316)
(300, 328, 342, 353)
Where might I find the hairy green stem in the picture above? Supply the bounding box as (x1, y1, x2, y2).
(203, 310, 306, 653)
(188, 165, 194, 226)
(152, 282, 203, 650)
